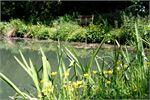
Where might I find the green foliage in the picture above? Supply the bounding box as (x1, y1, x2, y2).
(9, 19, 28, 37)
(54, 22, 78, 41)
(103, 14, 150, 45)
(0, 14, 150, 45)
(0, 22, 10, 35)
(28, 24, 49, 39)
(106, 28, 127, 44)
(121, 14, 150, 44)
(53, 14, 76, 24)
(67, 26, 87, 42)
(144, 25, 150, 43)
(85, 24, 105, 43)
(0, 29, 149, 99)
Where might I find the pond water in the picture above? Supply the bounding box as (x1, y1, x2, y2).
(0, 38, 149, 99)
(0, 38, 113, 99)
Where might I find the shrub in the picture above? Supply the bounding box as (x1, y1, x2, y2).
(67, 26, 87, 42)
(51, 20, 83, 41)
(0, 14, 149, 45)
(0, 22, 11, 35)
(102, 14, 150, 45)
(9, 19, 28, 37)
(85, 24, 105, 43)
(121, 15, 150, 43)
(106, 28, 127, 44)
(28, 24, 50, 39)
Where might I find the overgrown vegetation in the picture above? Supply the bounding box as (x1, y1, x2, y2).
(0, 25, 149, 99)
(0, 14, 150, 45)
(0, 1, 150, 99)
(0, 1, 149, 45)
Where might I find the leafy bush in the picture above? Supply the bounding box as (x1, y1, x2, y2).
(67, 26, 87, 42)
(105, 15, 150, 45)
(121, 15, 150, 43)
(0, 22, 11, 35)
(28, 24, 50, 39)
(144, 25, 150, 40)
(9, 19, 28, 37)
(55, 22, 76, 41)
(85, 24, 105, 43)
(50, 15, 87, 42)
(0, 14, 149, 45)
(106, 28, 127, 44)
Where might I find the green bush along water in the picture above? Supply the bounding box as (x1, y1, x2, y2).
(0, 14, 150, 45)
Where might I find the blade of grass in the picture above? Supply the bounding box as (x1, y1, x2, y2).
(87, 38, 105, 72)
(40, 48, 51, 88)
(29, 59, 41, 95)
(95, 57, 101, 73)
(14, 56, 32, 78)
(64, 46, 85, 73)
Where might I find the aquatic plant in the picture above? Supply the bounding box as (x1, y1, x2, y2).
(0, 24, 149, 99)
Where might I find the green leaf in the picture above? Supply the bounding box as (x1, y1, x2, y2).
(0, 73, 31, 99)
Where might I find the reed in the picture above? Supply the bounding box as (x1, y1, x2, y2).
(0, 24, 149, 99)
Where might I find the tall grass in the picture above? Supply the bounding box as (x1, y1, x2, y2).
(0, 24, 149, 99)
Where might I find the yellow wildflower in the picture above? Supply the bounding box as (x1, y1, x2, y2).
(92, 70, 97, 74)
(83, 73, 89, 77)
(64, 70, 70, 78)
(123, 64, 128, 68)
(63, 84, 74, 91)
(51, 72, 57, 76)
(38, 92, 42, 98)
(64, 72, 69, 77)
(117, 67, 120, 70)
(63, 84, 70, 89)
(145, 61, 150, 67)
(72, 82, 78, 89)
(107, 70, 113, 74)
(103, 70, 113, 74)
(72, 81, 83, 89)
(106, 80, 111, 84)
(76, 80, 83, 85)
(103, 70, 107, 74)
(42, 81, 54, 95)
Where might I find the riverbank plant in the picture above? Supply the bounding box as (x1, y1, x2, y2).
(0, 24, 149, 99)
(0, 14, 149, 45)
